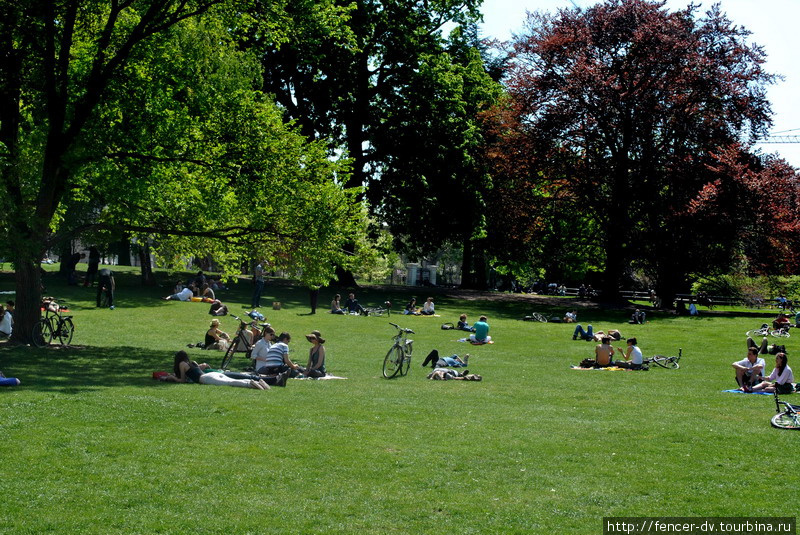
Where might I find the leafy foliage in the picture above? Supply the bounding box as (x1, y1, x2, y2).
(492, 0, 777, 298)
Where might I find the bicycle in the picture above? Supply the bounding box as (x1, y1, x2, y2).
(32, 300, 74, 347)
(771, 390, 800, 430)
(745, 324, 771, 338)
(644, 348, 682, 369)
(522, 312, 548, 322)
(363, 301, 392, 317)
(220, 315, 262, 370)
(383, 322, 414, 379)
(770, 326, 791, 338)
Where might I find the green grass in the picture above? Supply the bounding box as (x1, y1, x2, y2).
(1, 267, 797, 534)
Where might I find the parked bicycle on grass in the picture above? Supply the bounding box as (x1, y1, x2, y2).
(32, 298, 74, 347)
(383, 322, 414, 379)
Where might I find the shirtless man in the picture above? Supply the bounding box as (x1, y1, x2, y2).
(579, 336, 615, 368)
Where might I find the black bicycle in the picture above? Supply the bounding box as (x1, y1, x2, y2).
(220, 315, 259, 370)
(644, 348, 682, 369)
(771, 391, 800, 430)
(32, 300, 74, 347)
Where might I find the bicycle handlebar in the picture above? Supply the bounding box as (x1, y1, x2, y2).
(388, 322, 414, 334)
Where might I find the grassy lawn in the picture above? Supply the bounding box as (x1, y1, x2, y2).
(0, 266, 797, 534)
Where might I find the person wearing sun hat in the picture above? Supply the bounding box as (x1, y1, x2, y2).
(300, 330, 327, 378)
(204, 319, 230, 351)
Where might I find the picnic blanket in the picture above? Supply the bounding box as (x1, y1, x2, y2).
(570, 365, 629, 371)
(722, 389, 772, 395)
(456, 338, 494, 345)
(297, 374, 347, 380)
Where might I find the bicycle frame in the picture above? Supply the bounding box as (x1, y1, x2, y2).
(383, 323, 414, 378)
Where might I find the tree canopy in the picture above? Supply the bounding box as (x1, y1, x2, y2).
(491, 0, 780, 298)
(0, 0, 365, 342)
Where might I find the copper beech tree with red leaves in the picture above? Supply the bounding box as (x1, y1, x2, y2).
(488, 0, 781, 301)
(688, 145, 800, 275)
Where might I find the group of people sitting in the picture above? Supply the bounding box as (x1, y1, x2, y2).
(168, 324, 329, 389)
(734, 336, 795, 393)
(577, 335, 645, 370)
(330, 292, 369, 315)
(402, 297, 436, 315)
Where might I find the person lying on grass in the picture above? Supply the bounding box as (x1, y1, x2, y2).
(162, 285, 195, 301)
(615, 337, 645, 370)
(0, 371, 20, 386)
(744, 353, 794, 394)
(167, 351, 268, 390)
(421, 350, 469, 368)
(427, 368, 482, 381)
(572, 324, 622, 342)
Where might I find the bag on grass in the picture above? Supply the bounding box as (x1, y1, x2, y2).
(441, 322, 454, 330)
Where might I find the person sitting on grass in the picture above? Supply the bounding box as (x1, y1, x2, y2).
(256, 332, 300, 376)
(403, 297, 419, 315)
(629, 309, 646, 324)
(251, 326, 275, 372)
(563, 309, 577, 323)
(0, 370, 20, 386)
(615, 337, 645, 370)
(168, 351, 268, 390)
(773, 313, 791, 331)
(469, 316, 491, 343)
(732, 347, 765, 389)
(421, 297, 435, 316)
(579, 336, 615, 368)
(345, 293, 365, 315)
(0, 304, 12, 338)
(421, 349, 470, 368)
(200, 283, 215, 302)
(299, 331, 327, 378)
(330, 294, 345, 314)
(456, 314, 475, 332)
(745, 353, 794, 394)
(205, 319, 231, 351)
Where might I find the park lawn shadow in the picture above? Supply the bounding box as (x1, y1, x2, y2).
(0, 344, 176, 393)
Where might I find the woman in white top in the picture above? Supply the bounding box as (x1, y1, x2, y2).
(615, 337, 644, 370)
(421, 297, 435, 316)
(750, 353, 794, 394)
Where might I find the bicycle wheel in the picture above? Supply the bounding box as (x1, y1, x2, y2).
(662, 357, 680, 369)
(382, 346, 403, 378)
(651, 356, 670, 368)
(770, 329, 790, 338)
(532, 312, 547, 323)
(771, 410, 800, 430)
(55, 318, 74, 346)
(32, 319, 53, 347)
(220, 342, 237, 370)
(400, 352, 411, 376)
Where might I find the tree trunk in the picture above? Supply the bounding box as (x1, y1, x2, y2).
(137, 243, 156, 286)
(114, 239, 132, 266)
(10, 254, 43, 345)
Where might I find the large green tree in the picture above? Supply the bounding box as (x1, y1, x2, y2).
(252, 0, 500, 287)
(0, 0, 362, 343)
